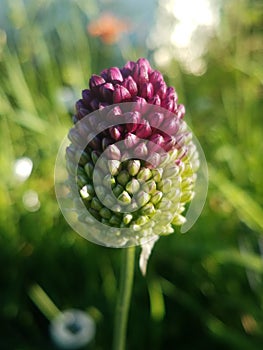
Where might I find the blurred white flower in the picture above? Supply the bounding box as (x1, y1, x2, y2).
(22, 190, 40, 212)
(13, 157, 33, 182)
(50, 309, 96, 349)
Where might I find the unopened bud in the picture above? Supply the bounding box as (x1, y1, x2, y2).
(137, 168, 152, 182)
(118, 191, 132, 205)
(127, 160, 140, 176)
(117, 170, 130, 187)
(126, 178, 140, 194)
(108, 160, 121, 175)
(137, 191, 151, 207)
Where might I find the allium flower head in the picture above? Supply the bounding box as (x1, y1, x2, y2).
(73, 57, 185, 123)
(55, 58, 208, 267)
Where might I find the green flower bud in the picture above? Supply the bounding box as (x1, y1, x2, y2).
(151, 191, 163, 205)
(117, 170, 130, 187)
(108, 160, 121, 176)
(127, 160, 140, 176)
(80, 185, 92, 200)
(135, 215, 149, 226)
(152, 168, 163, 182)
(84, 162, 94, 179)
(91, 151, 100, 164)
(109, 215, 121, 226)
(104, 194, 116, 207)
(86, 184, 95, 196)
(91, 197, 103, 211)
(118, 191, 132, 205)
(76, 150, 91, 165)
(123, 214, 133, 225)
(137, 167, 152, 182)
(126, 178, 140, 194)
(141, 202, 155, 216)
(163, 165, 179, 178)
(113, 184, 124, 197)
(103, 174, 116, 187)
(172, 213, 187, 226)
(88, 208, 101, 220)
(112, 204, 122, 212)
(99, 207, 112, 219)
(142, 179, 156, 194)
(180, 191, 194, 203)
(137, 191, 151, 207)
(66, 161, 76, 176)
(77, 174, 88, 188)
(158, 178, 173, 193)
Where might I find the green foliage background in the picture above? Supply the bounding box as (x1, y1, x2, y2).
(0, 0, 263, 349)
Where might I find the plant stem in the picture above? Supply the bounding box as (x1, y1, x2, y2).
(28, 284, 61, 321)
(113, 246, 136, 350)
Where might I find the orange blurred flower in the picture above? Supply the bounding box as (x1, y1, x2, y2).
(87, 13, 130, 44)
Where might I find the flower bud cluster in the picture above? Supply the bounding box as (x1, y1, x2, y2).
(74, 58, 185, 124)
(65, 59, 199, 246)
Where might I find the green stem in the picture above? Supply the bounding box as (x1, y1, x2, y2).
(28, 284, 61, 321)
(113, 246, 136, 350)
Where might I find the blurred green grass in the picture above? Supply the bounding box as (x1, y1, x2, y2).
(0, 0, 263, 349)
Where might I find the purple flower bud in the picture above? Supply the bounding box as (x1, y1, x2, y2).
(137, 58, 152, 73)
(162, 117, 180, 135)
(77, 107, 90, 119)
(155, 81, 167, 99)
(100, 69, 108, 80)
(136, 120, 152, 138)
(132, 61, 149, 84)
(89, 98, 100, 110)
(149, 133, 165, 146)
(163, 136, 177, 151)
(124, 111, 141, 132)
(82, 89, 93, 105)
(124, 132, 139, 148)
(148, 94, 161, 106)
(113, 84, 132, 103)
(107, 67, 123, 82)
(132, 97, 148, 113)
(88, 135, 101, 150)
(105, 144, 121, 160)
(149, 70, 163, 84)
(66, 145, 76, 162)
(140, 82, 154, 100)
(161, 98, 175, 112)
(122, 76, 138, 96)
(106, 106, 123, 122)
(134, 142, 148, 157)
(100, 83, 114, 102)
(109, 125, 123, 141)
(121, 60, 136, 78)
(151, 112, 164, 128)
(146, 152, 161, 168)
(87, 113, 99, 129)
(89, 75, 105, 89)
(101, 137, 113, 150)
(68, 128, 85, 147)
(176, 104, 185, 119)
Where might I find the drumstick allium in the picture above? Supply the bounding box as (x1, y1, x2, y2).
(61, 58, 201, 350)
(66, 58, 199, 257)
